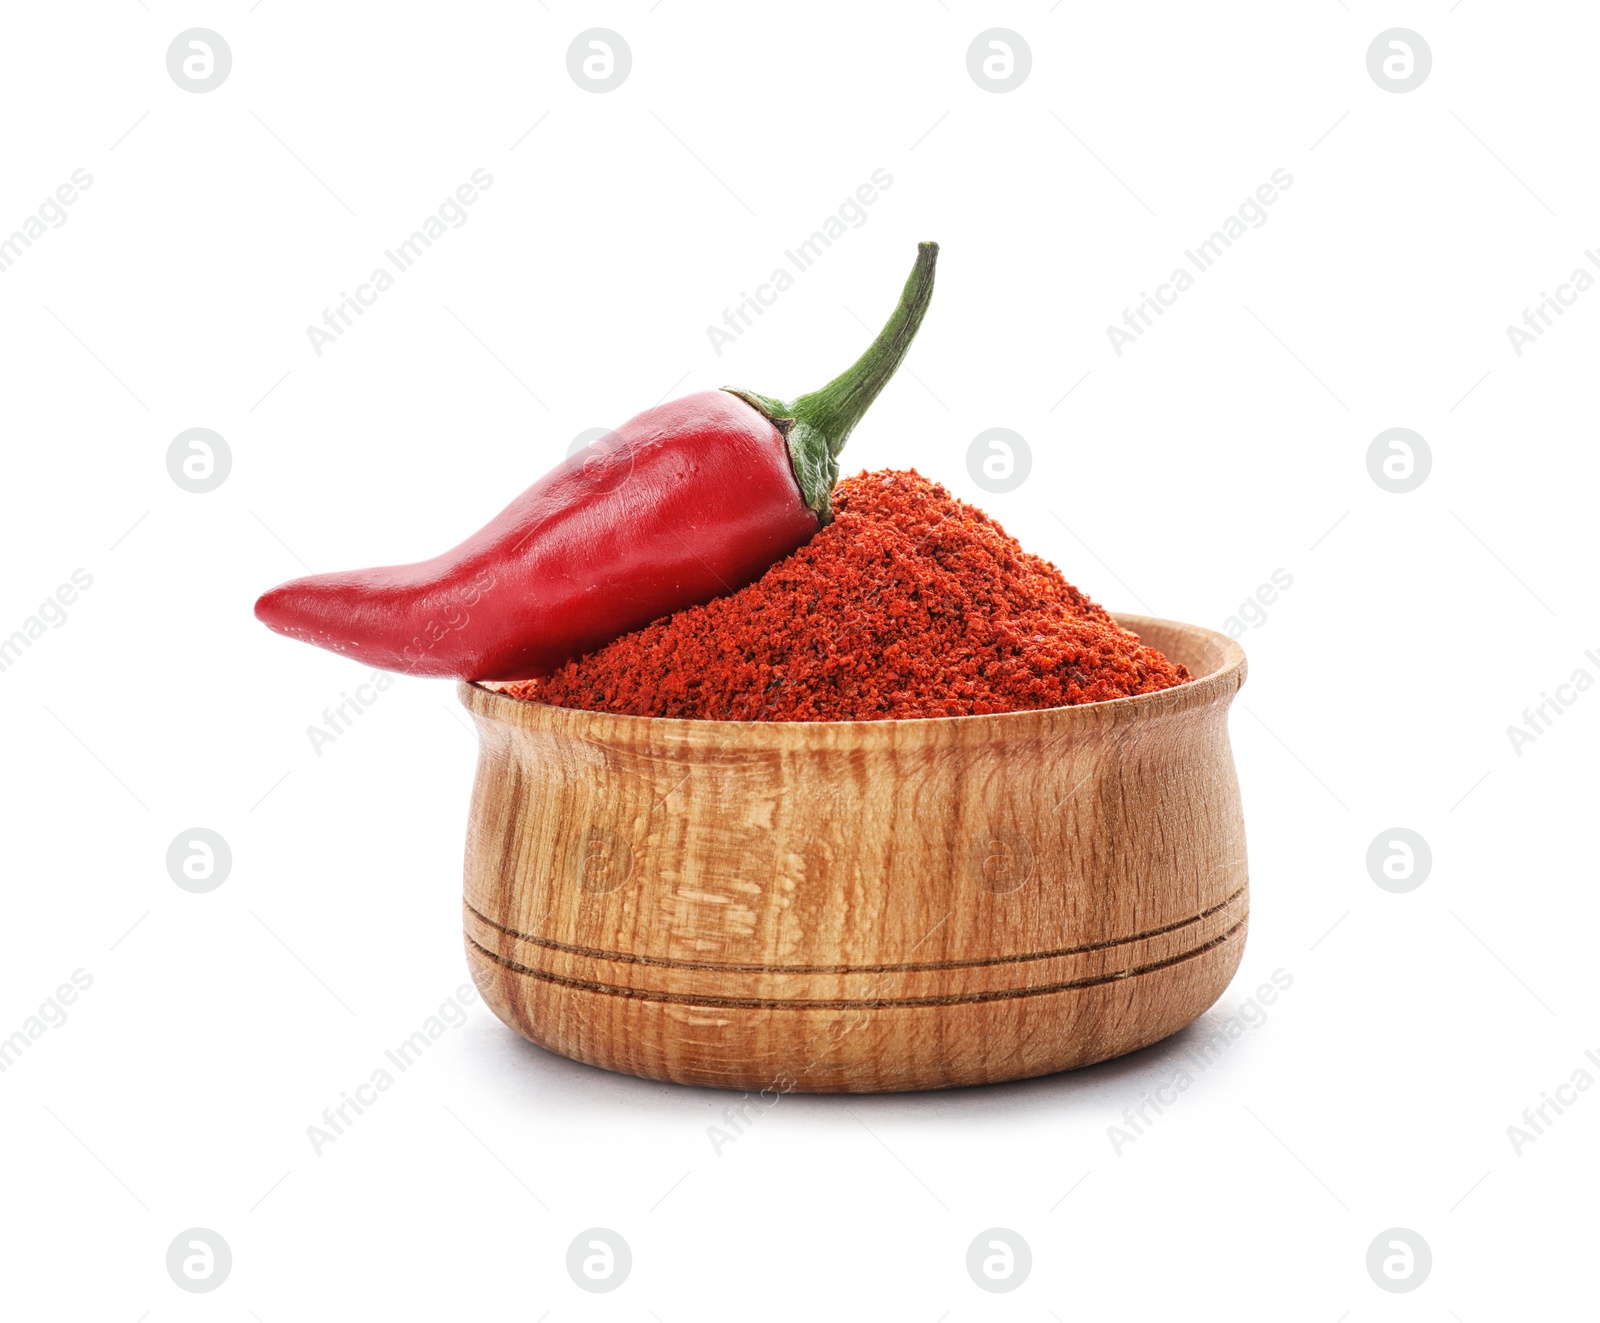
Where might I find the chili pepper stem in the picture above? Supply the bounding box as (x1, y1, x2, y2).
(725, 241, 938, 522)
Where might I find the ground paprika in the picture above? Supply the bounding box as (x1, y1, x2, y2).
(507, 470, 1190, 721)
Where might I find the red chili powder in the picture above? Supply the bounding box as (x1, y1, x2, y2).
(508, 469, 1190, 721)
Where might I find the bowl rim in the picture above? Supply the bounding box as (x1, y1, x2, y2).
(458, 614, 1246, 746)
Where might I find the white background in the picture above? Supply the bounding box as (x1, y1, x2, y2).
(1, 2, 1595, 1317)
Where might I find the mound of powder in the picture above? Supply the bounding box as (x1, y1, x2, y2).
(507, 469, 1190, 721)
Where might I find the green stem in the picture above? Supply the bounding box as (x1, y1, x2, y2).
(725, 241, 938, 522)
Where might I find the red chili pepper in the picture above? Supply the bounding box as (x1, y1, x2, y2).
(255, 243, 937, 680)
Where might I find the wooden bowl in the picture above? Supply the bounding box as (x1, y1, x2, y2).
(458, 615, 1247, 1093)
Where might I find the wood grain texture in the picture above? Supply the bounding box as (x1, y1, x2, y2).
(458, 615, 1248, 1093)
